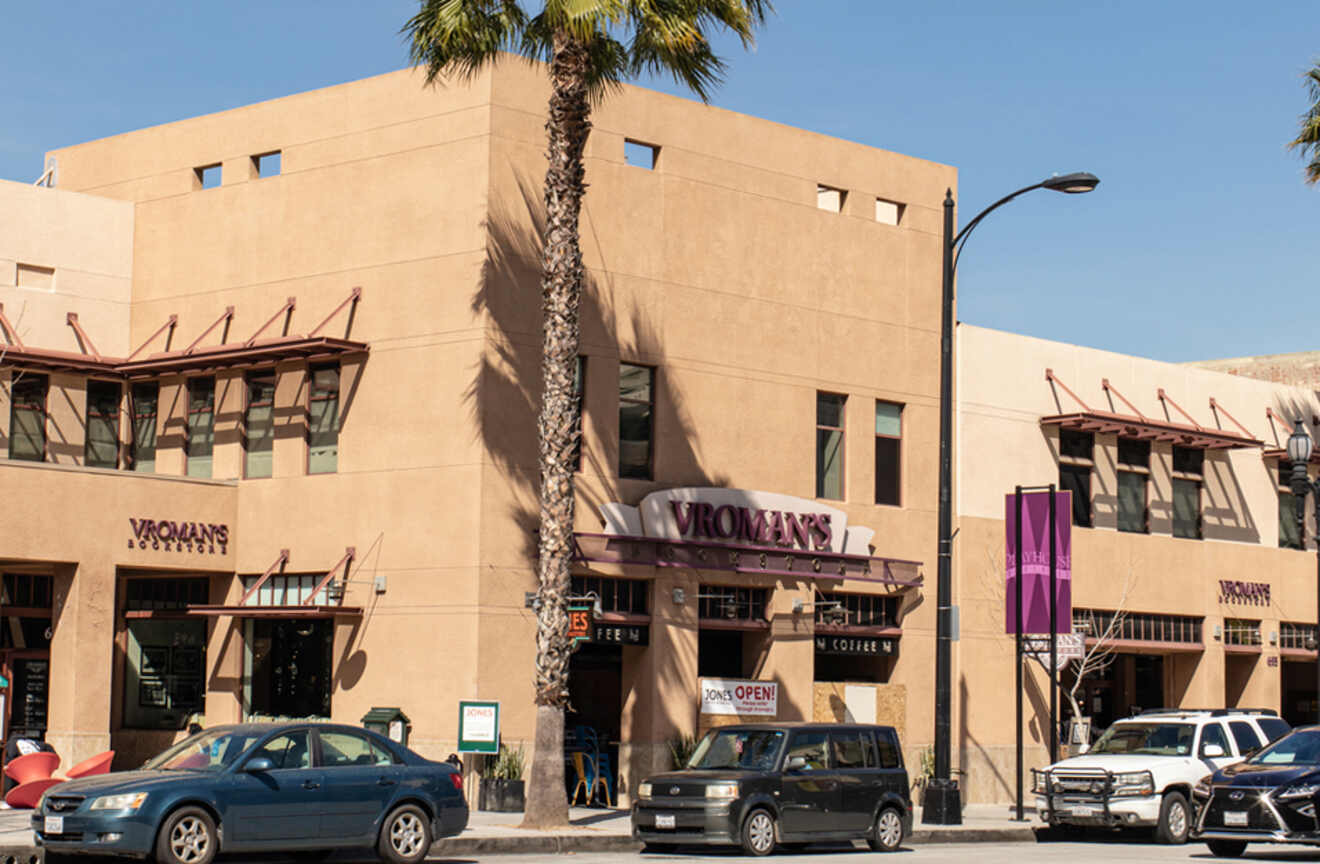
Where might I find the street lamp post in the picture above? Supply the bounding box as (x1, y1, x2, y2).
(923, 171, 1100, 826)
(1287, 420, 1320, 723)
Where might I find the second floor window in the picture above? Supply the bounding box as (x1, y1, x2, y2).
(130, 382, 159, 473)
(9, 374, 47, 462)
(874, 402, 902, 506)
(618, 363, 653, 480)
(1116, 438, 1149, 534)
(186, 378, 215, 478)
(245, 371, 276, 479)
(1057, 428, 1093, 527)
(1172, 446, 1204, 540)
(308, 364, 339, 474)
(1280, 461, 1305, 550)
(816, 392, 845, 500)
(85, 380, 121, 469)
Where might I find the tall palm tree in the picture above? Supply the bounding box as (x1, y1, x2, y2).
(406, 0, 771, 828)
(1290, 62, 1320, 184)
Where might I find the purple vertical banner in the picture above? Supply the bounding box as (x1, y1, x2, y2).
(1005, 491, 1072, 633)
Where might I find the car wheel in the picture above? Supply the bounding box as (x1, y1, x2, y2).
(739, 808, 777, 857)
(1156, 792, 1190, 844)
(377, 803, 432, 864)
(1206, 839, 1248, 858)
(155, 806, 219, 864)
(868, 806, 904, 852)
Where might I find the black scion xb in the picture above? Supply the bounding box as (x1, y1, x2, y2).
(1194, 726, 1320, 856)
(631, 723, 911, 856)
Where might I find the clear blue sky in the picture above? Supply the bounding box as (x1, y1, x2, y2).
(2, 1, 1316, 363)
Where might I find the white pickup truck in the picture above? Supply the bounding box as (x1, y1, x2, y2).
(1033, 710, 1291, 843)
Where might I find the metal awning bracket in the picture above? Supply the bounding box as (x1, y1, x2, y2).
(239, 548, 289, 606)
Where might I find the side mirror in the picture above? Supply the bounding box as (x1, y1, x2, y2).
(244, 757, 275, 773)
(1202, 744, 1226, 759)
(785, 756, 807, 772)
(1076, 742, 1090, 755)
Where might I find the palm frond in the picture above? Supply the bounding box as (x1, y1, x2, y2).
(625, 0, 772, 102)
(1288, 63, 1320, 185)
(404, 0, 529, 85)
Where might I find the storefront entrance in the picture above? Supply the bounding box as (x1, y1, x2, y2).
(1, 572, 53, 741)
(1068, 654, 1165, 732)
(1282, 659, 1317, 726)
(244, 619, 333, 718)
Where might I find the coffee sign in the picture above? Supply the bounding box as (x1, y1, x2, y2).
(127, 518, 229, 555)
(814, 635, 897, 657)
(591, 624, 648, 646)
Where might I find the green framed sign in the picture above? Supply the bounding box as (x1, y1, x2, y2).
(458, 699, 500, 754)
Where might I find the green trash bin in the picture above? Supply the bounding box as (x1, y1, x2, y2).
(362, 707, 411, 746)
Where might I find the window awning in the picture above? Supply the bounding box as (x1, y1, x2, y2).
(1041, 411, 1262, 450)
(124, 605, 361, 619)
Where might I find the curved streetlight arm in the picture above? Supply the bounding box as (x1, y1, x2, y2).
(950, 180, 1048, 275)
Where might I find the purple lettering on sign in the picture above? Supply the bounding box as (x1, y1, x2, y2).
(126, 518, 231, 555)
(1218, 580, 1270, 606)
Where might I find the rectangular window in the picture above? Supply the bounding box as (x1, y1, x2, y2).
(253, 151, 281, 178)
(123, 577, 208, 729)
(698, 586, 768, 622)
(1281, 491, 1303, 550)
(1059, 464, 1092, 527)
(618, 363, 654, 480)
(195, 163, 221, 189)
(186, 378, 215, 478)
(130, 383, 159, 473)
(15, 264, 54, 292)
(816, 184, 846, 213)
(244, 371, 275, 478)
(624, 140, 658, 170)
(1172, 445, 1204, 540)
(572, 357, 585, 472)
(816, 392, 845, 500)
(8, 374, 47, 462)
(1059, 428, 1094, 460)
(1172, 445, 1205, 475)
(570, 576, 649, 615)
(1116, 438, 1149, 534)
(244, 618, 332, 719)
(874, 198, 904, 226)
(874, 401, 902, 506)
(308, 363, 340, 474)
(85, 380, 121, 469)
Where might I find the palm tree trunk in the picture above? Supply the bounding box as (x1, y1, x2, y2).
(521, 34, 591, 830)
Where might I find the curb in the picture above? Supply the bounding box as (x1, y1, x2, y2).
(910, 827, 1038, 844)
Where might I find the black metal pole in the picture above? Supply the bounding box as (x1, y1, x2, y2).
(921, 188, 961, 825)
(1049, 483, 1058, 765)
(1015, 486, 1024, 821)
(1293, 463, 1319, 724)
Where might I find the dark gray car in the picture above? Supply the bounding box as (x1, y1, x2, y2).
(631, 722, 911, 856)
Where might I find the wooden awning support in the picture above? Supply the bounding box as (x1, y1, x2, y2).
(308, 287, 361, 338)
(238, 548, 290, 606)
(124, 315, 178, 362)
(246, 297, 296, 347)
(184, 307, 234, 355)
(0, 304, 26, 350)
(65, 313, 102, 361)
(305, 547, 355, 606)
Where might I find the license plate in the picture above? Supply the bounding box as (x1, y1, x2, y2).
(1070, 805, 1097, 817)
(1224, 812, 1248, 827)
(44, 816, 63, 835)
(655, 814, 676, 830)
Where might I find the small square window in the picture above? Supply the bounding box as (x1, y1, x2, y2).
(624, 140, 658, 170)
(195, 164, 222, 190)
(874, 198, 904, 226)
(817, 185, 846, 213)
(253, 151, 282, 178)
(15, 264, 54, 293)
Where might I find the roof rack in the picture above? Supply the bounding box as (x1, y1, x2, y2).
(1136, 708, 1278, 717)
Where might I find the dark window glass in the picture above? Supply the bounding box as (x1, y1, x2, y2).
(816, 392, 845, 500)
(308, 364, 340, 474)
(131, 383, 159, 473)
(1229, 721, 1262, 755)
(786, 731, 828, 770)
(818, 592, 897, 627)
(875, 730, 901, 768)
(186, 378, 215, 478)
(875, 402, 902, 506)
(1060, 464, 1092, 527)
(1258, 717, 1292, 742)
(1059, 429, 1093, 461)
(85, 380, 120, 469)
(1173, 446, 1204, 475)
(1, 573, 51, 609)
(698, 586, 767, 621)
(860, 732, 879, 768)
(1173, 478, 1201, 539)
(319, 730, 393, 767)
(570, 576, 648, 615)
(1117, 471, 1147, 533)
(245, 371, 276, 479)
(572, 357, 585, 472)
(251, 731, 311, 769)
(1199, 723, 1229, 757)
(830, 732, 867, 769)
(246, 618, 332, 718)
(9, 374, 47, 462)
(697, 629, 744, 678)
(1281, 491, 1303, 549)
(1117, 438, 1150, 467)
(124, 578, 208, 611)
(619, 364, 653, 479)
(124, 618, 206, 729)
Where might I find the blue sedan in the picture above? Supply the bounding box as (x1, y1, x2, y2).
(32, 722, 468, 864)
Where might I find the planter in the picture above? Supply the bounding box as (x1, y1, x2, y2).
(478, 778, 525, 812)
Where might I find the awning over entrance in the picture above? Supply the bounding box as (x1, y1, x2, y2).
(173, 604, 361, 619)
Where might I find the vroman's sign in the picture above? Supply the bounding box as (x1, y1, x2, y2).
(1219, 580, 1269, 605)
(599, 488, 875, 556)
(128, 519, 229, 555)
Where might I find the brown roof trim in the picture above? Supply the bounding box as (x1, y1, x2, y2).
(0, 336, 367, 379)
(1042, 410, 1262, 450)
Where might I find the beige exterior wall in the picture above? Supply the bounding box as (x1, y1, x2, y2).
(956, 324, 1320, 803)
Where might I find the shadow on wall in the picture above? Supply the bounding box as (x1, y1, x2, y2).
(470, 171, 730, 786)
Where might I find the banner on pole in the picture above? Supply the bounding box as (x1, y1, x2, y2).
(1006, 491, 1072, 633)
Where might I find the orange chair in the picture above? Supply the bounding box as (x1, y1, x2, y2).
(5, 777, 62, 809)
(66, 751, 114, 779)
(3, 752, 59, 785)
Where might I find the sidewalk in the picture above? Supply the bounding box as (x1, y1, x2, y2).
(0, 803, 1040, 860)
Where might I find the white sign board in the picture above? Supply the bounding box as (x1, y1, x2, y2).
(1023, 632, 1084, 663)
(699, 678, 778, 716)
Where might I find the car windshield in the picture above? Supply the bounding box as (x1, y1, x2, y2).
(144, 729, 269, 772)
(1249, 729, 1320, 765)
(686, 730, 784, 771)
(1089, 723, 1195, 756)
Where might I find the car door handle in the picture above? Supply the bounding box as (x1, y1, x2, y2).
(303, 780, 320, 790)
(377, 778, 397, 787)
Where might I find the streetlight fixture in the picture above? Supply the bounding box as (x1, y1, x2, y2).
(924, 171, 1100, 826)
(1287, 419, 1320, 723)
